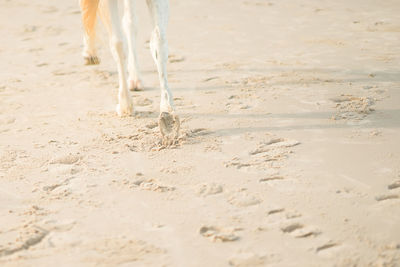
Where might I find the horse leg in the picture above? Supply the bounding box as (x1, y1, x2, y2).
(123, 0, 144, 91)
(147, 0, 179, 144)
(80, 0, 100, 65)
(104, 0, 133, 116)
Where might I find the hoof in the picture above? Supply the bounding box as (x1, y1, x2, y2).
(159, 112, 180, 146)
(129, 79, 144, 91)
(84, 56, 100, 65)
(116, 103, 133, 117)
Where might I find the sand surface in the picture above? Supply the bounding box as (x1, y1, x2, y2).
(1, 0, 400, 266)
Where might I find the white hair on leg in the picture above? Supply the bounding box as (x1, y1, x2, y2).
(147, 0, 173, 113)
(123, 0, 144, 91)
(106, 0, 133, 116)
(79, 0, 180, 142)
(147, 0, 179, 144)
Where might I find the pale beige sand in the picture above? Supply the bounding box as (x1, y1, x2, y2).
(1, 0, 400, 266)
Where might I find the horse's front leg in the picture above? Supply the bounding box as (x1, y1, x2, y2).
(147, 0, 180, 144)
(106, 0, 133, 116)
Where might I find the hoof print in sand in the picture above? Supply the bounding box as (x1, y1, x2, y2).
(331, 94, 375, 121)
(199, 226, 239, 242)
(375, 194, 399, 201)
(280, 222, 303, 233)
(196, 183, 223, 197)
(50, 154, 81, 165)
(280, 221, 321, 239)
(132, 178, 175, 193)
(292, 226, 321, 238)
(134, 96, 152, 107)
(0, 226, 49, 257)
(259, 176, 285, 183)
(388, 180, 400, 190)
(316, 241, 339, 254)
(285, 211, 302, 219)
(250, 138, 300, 155)
(42, 183, 62, 192)
(225, 136, 300, 170)
(267, 207, 285, 215)
(168, 54, 185, 63)
(83, 237, 164, 265)
(229, 253, 267, 266)
(224, 157, 251, 169)
(228, 192, 262, 207)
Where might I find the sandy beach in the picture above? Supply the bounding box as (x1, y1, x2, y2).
(0, 0, 399, 266)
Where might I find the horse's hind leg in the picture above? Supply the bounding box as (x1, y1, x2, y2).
(123, 0, 144, 91)
(80, 0, 100, 65)
(147, 0, 180, 144)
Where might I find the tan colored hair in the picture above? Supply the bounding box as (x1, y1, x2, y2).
(80, 0, 100, 39)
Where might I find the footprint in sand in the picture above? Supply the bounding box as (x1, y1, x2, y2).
(291, 226, 321, 238)
(373, 179, 400, 202)
(202, 76, 219, 83)
(228, 253, 268, 266)
(315, 241, 340, 255)
(375, 194, 399, 202)
(196, 183, 223, 197)
(259, 176, 285, 183)
(134, 96, 153, 107)
(388, 180, 400, 190)
(330, 94, 375, 121)
(0, 225, 49, 258)
(199, 226, 240, 242)
(50, 154, 82, 165)
(46, 157, 82, 175)
(266, 208, 302, 222)
(168, 54, 185, 63)
(82, 237, 164, 265)
(280, 221, 321, 238)
(42, 219, 76, 232)
(265, 207, 320, 239)
(43, 187, 72, 200)
(280, 222, 304, 233)
(119, 176, 176, 193)
(228, 191, 262, 207)
(134, 179, 175, 192)
(160, 165, 193, 175)
(266, 206, 285, 215)
(224, 157, 252, 169)
(225, 136, 300, 171)
(42, 177, 75, 193)
(250, 138, 300, 155)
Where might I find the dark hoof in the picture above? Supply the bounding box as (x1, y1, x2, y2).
(84, 56, 100, 65)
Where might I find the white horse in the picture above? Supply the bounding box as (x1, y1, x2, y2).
(79, 0, 179, 143)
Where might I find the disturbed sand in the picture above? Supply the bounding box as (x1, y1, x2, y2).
(1, 0, 400, 266)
